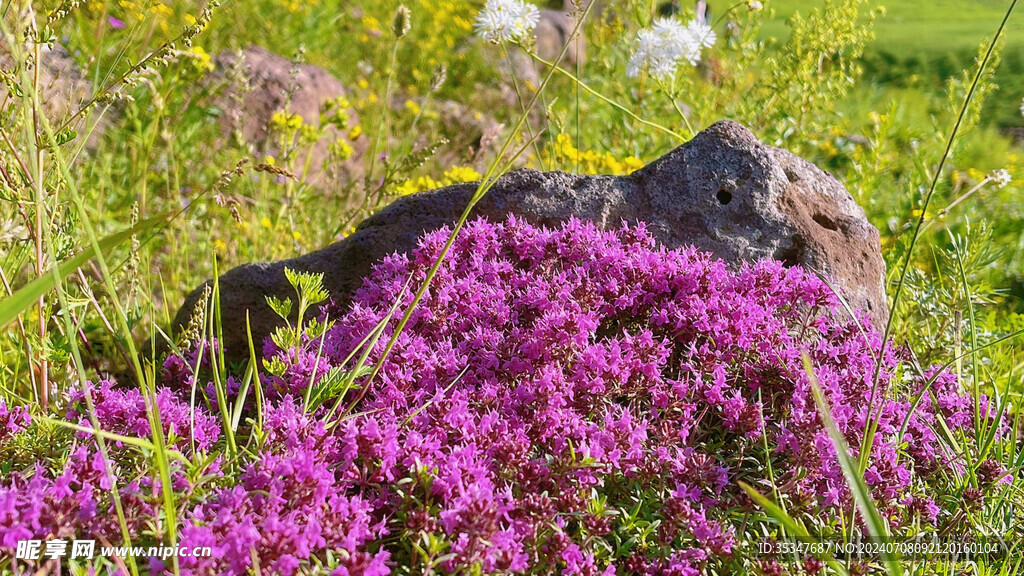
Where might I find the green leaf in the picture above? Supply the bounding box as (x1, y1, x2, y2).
(283, 267, 328, 306)
(0, 212, 172, 331)
(269, 326, 295, 351)
(266, 295, 293, 320)
(304, 317, 335, 340)
(55, 129, 78, 146)
(307, 364, 372, 411)
(262, 356, 287, 377)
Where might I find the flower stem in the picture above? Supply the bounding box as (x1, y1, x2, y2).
(525, 52, 687, 142)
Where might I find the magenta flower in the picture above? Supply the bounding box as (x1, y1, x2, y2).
(0, 216, 1003, 574)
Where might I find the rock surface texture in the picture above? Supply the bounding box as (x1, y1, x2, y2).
(212, 46, 364, 183)
(0, 44, 108, 142)
(535, 9, 586, 66)
(176, 120, 888, 363)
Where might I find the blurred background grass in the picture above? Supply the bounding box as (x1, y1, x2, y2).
(765, 0, 1024, 128)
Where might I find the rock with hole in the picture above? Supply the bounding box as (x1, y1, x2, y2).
(175, 120, 888, 363)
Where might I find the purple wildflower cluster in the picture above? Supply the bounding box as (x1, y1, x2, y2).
(0, 216, 1001, 575)
(258, 216, 992, 572)
(0, 382, 220, 553)
(171, 397, 390, 575)
(0, 400, 30, 442)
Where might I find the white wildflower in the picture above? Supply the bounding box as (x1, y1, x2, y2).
(686, 18, 716, 50)
(475, 0, 541, 44)
(627, 28, 666, 78)
(627, 16, 713, 80)
(655, 17, 701, 65)
(990, 168, 1012, 188)
(747, 0, 763, 11)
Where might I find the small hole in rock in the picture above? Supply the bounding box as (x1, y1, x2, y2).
(716, 189, 732, 205)
(778, 237, 806, 267)
(812, 213, 839, 231)
(779, 247, 802, 267)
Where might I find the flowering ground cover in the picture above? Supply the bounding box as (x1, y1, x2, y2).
(1, 217, 1009, 574)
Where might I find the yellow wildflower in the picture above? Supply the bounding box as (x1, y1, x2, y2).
(548, 134, 643, 175)
(150, 3, 172, 17)
(395, 166, 481, 196)
(271, 111, 303, 131)
(330, 139, 354, 161)
(395, 180, 420, 196)
(442, 166, 482, 183)
(362, 15, 381, 35)
(188, 46, 214, 72)
(624, 157, 644, 172)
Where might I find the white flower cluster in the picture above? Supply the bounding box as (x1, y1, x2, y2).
(627, 17, 717, 80)
(990, 168, 1012, 189)
(474, 0, 541, 44)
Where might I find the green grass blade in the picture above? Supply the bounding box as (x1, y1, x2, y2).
(740, 481, 849, 576)
(802, 353, 904, 576)
(0, 211, 172, 330)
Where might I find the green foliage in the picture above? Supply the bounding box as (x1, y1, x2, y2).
(753, 0, 881, 139)
(766, 0, 1024, 128)
(267, 268, 331, 346)
(305, 364, 371, 412)
(804, 353, 903, 575)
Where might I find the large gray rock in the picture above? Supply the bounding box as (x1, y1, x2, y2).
(175, 120, 887, 364)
